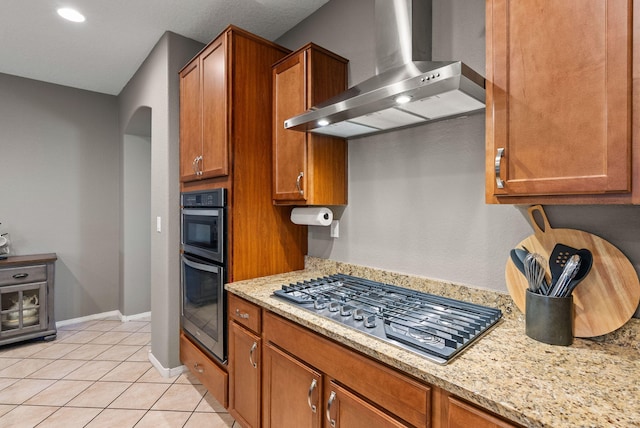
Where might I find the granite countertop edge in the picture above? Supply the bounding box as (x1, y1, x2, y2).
(225, 258, 640, 428)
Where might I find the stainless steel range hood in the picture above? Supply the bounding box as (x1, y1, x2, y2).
(284, 0, 486, 139)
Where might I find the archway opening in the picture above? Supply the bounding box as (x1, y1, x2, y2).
(121, 106, 152, 318)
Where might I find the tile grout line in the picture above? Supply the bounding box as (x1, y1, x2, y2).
(0, 318, 234, 427)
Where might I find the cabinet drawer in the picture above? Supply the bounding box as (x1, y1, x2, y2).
(0, 265, 47, 286)
(180, 332, 228, 408)
(228, 294, 261, 333)
(447, 396, 518, 428)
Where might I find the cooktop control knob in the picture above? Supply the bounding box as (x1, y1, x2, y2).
(340, 304, 353, 317)
(314, 298, 326, 310)
(364, 315, 377, 328)
(353, 308, 365, 321)
(328, 301, 340, 312)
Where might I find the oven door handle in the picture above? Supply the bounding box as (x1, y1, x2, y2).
(182, 254, 222, 274)
(182, 209, 220, 217)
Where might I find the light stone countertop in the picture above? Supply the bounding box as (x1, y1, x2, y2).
(225, 258, 640, 428)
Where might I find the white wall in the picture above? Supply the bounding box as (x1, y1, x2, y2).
(0, 73, 120, 321)
(278, 0, 640, 317)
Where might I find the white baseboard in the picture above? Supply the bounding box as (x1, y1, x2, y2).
(149, 351, 186, 378)
(120, 311, 151, 322)
(56, 310, 151, 327)
(57, 311, 184, 379)
(56, 310, 121, 327)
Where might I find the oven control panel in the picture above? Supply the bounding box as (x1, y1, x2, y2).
(182, 188, 226, 208)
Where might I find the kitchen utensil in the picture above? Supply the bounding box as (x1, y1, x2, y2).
(562, 249, 593, 296)
(523, 253, 546, 294)
(548, 243, 578, 289)
(511, 248, 550, 294)
(549, 254, 581, 297)
(505, 205, 640, 337)
(509, 249, 527, 276)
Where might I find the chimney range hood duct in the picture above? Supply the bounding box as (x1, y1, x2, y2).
(284, 0, 486, 139)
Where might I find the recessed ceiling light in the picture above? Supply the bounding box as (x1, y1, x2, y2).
(57, 7, 86, 23)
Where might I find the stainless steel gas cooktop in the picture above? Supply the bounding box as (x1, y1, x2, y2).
(273, 274, 502, 365)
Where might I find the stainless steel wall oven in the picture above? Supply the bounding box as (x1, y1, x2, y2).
(181, 189, 227, 363)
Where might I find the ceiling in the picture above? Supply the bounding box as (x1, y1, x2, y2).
(0, 0, 329, 95)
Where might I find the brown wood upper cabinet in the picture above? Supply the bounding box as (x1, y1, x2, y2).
(180, 36, 228, 182)
(485, 0, 637, 204)
(178, 26, 306, 283)
(272, 43, 348, 206)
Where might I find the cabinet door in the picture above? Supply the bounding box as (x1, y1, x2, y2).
(201, 38, 229, 179)
(228, 322, 261, 428)
(273, 51, 307, 202)
(179, 59, 202, 182)
(263, 343, 322, 428)
(0, 282, 47, 337)
(325, 381, 409, 428)
(447, 397, 517, 428)
(486, 0, 631, 199)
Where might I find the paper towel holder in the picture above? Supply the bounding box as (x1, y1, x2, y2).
(290, 207, 333, 227)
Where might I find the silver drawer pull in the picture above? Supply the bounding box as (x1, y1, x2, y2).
(12, 273, 29, 279)
(307, 379, 318, 413)
(494, 147, 505, 189)
(193, 362, 204, 374)
(235, 308, 249, 319)
(249, 342, 258, 369)
(326, 391, 337, 427)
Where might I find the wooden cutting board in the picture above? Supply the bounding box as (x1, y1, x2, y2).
(506, 205, 640, 337)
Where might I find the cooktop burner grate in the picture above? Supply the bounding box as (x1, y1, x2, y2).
(273, 274, 502, 364)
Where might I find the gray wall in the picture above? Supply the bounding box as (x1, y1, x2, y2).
(118, 31, 203, 370)
(278, 0, 640, 317)
(121, 130, 151, 316)
(0, 73, 120, 321)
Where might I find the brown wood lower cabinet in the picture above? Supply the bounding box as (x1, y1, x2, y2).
(179, 333, 228, 408)
(229, 319, 261, 427)
(263, 311, 429, 427)
(434, 390, 519, 428)
(227, 295, 522, 428)
(228, 293, 263, 427)
(263, 342, 322, 428)
(324, 381, 410, 428)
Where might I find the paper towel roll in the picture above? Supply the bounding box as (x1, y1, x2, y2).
(290, 207, 333, 226)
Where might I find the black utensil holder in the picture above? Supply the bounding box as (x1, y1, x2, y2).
(525, 290, 573, 346)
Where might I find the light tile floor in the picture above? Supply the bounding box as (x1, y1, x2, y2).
(0, 316, 236, 427)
